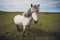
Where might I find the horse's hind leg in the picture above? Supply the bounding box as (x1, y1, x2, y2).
(16, 24, 20, 31)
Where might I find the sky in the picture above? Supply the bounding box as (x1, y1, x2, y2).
(0, 0, 60, 12)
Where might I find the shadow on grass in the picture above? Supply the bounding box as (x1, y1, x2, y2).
(29, 28, 48, 36)
(0, 32, 9, 40)
(29, 28, 60, 40)
(0, 28, 60, 40)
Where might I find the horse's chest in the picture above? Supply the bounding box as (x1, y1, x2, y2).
(22, 17, 32, 25)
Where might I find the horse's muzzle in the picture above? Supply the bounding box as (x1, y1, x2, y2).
(34, 20, 38, 24)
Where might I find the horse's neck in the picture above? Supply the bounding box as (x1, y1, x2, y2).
(22, 8, 32, 17)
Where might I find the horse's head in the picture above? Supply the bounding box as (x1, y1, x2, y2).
(31, 4, 40, 24)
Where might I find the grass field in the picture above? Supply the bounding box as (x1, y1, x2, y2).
(0, 11, 60, 40)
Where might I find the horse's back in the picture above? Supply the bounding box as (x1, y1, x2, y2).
(14, 15, 22, 25)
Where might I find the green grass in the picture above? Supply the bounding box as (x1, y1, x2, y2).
(0, 11, 60, 40)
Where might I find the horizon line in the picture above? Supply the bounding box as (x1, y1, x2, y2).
(0, 10, 60, 13)
(0, 11, 60, 13)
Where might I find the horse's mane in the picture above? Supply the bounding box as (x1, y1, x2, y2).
(22, 8, 32, 17)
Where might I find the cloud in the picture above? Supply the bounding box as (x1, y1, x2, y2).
(48, 0, 60, 8)
(0, 0, 60, 12)
(0, 0, 30, 11)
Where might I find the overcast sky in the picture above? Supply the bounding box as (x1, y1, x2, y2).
(0, 0, 60, 12)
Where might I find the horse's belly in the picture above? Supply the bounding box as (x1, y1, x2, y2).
(14, 15, 32, 25)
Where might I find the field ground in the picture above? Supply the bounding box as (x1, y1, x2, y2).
(0, 11, 60, 40)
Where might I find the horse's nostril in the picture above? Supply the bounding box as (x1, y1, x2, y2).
(34, 20, 38, 24)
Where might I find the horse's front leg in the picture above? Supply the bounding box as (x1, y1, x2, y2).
(27, 25, 30, 35)
(23, 25, 26, 37)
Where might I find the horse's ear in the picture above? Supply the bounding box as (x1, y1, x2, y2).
(38, 4, 40, 7)
(31, 4, 33, 7)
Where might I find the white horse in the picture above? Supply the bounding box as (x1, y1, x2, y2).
(14, 4, 40, 37)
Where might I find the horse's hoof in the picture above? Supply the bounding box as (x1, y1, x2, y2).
(23, 35, 25, 37)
